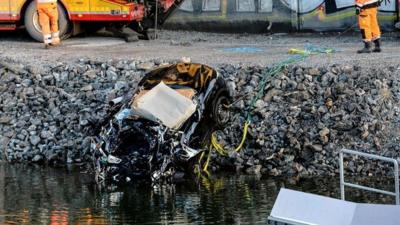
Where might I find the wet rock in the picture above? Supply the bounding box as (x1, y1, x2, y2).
(24, 87, 34, 96)
(40, 130, 53, 140)
(0, 116, 12, 124)
(29, 136, 41, 146)
(84, 70, 97, 79)
(137, 62, 154, 71)
(319, 128, 330, 143)
(106, 70, 118, 80)
(309, 68, 320, 76)
(81, 84, 93, 91)
(306, 144, 323, 152)
(114, 81, 128, 91)
(30, 118, 42, 126)
(32, 154, 44, 163)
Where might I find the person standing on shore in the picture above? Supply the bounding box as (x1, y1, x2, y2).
(36, 0, 60, 48)
(355, 0, 382, 53)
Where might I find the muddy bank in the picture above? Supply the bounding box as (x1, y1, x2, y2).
(1, 58, 400, 177)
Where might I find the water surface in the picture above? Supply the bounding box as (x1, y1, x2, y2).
(0, 164, 395, 224)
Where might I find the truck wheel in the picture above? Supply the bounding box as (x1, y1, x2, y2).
(25, 1, 72, 42)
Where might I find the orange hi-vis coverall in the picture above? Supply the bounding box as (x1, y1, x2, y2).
(36, 0, 59, 45)
(355, 0, 381, 42)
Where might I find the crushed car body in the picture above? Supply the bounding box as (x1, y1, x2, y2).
(91, 63, 231, 184)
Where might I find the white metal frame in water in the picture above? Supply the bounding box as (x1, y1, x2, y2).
(339, 148, 400, 205)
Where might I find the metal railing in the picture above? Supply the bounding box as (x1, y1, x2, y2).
(339, 148, 400, 205)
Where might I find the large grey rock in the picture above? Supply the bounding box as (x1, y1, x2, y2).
(29, 136, 41, 146)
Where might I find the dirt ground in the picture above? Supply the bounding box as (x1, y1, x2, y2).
(0, 29, 400, 68)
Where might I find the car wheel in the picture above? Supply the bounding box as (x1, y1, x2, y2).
(25, 1, 72, 42)
(211, 93, 231, 127)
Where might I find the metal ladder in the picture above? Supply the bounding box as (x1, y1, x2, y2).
(339, 148, 400, 205)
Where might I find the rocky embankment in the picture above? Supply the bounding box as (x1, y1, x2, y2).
(216, 64, 400, 177)
(1, 59, 400, 177)
(0, 59, 144, 164)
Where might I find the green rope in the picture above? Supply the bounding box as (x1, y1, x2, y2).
(208, 44, 334, 162)
(245, 44, 334, 124)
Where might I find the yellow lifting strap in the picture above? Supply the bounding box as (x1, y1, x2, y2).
(234, 121, 250, 152)
(202, 46, 334, 175)
(289, 48, 334, 55)
(201, 122, 249, 174)
(210, 121, 250, 155)
(288, 48, 310, 55)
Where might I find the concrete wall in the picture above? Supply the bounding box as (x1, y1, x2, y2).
(164, 0, 400, 32)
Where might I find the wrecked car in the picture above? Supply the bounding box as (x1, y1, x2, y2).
(91, 63, 231, 184)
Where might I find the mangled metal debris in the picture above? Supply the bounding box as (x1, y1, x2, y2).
(132, 81, 197, 129)
(91, 63, 231, 184)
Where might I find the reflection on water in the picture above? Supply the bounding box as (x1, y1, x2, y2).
(0, 163, 396, 224)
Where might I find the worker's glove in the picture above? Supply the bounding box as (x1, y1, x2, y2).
(356, 7, 361, 15)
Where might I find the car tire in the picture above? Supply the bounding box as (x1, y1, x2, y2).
(25, 1, 72, 42)
(211, 91, 231, 128)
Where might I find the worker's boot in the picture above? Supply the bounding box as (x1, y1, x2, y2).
(51, 37, 61, 46)
(357, 41, 371, 54)
(50, 32, 61, 47)
(43, 35, 52, 49)
(372, 39, 381, 53)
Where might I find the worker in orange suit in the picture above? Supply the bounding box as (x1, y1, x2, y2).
(355, 0, 383, 53)
(36, 0, 60, 48)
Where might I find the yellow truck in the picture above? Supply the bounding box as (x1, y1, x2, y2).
(0, 0, 183, 41)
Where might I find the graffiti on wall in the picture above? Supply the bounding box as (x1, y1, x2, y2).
(280, 0, 396, 13)
(179, 0, 274, 12)
(168, 0, 399, 32)
(179, 0, 397, 13)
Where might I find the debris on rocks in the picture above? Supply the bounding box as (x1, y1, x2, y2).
(91, 63, 231, 184)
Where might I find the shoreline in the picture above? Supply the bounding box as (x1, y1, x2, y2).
(1, 58, 399, 178)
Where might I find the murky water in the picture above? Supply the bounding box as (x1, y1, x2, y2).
(0, 163, 396, 224)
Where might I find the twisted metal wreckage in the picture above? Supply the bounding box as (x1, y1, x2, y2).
(90, 46, 334, 185)
(91, 63, 232, 184)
